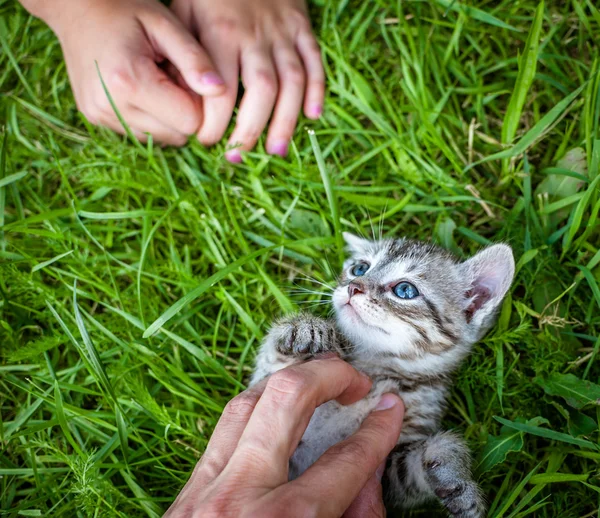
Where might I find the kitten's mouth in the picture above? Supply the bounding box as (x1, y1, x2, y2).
(343, 301, 389, 334)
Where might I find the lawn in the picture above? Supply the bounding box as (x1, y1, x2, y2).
(1, 0, 599, 516)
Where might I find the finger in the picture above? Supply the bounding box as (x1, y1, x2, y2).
(296, 31, 325, 119)
(228, 358, 372, 485)
(193, 380, 268, 485)
(284, 393, 403, 517)
(225, 46, 279, 162)
(98, 107, 188, 146)
(163, 380, 269, 517)
(140, 9, 226, 96)
(343, 465, 386, 518)
(132, 58, 203, 135)
(194, 35, 239, 148)
(266, 45, 305, 157)
(129, 109, 189, 146)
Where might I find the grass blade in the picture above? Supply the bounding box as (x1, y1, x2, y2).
(502, 1, 545, 146)
(494, 417, 596, 449)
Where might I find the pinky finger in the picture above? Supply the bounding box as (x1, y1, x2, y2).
(296, 31, 325, 119)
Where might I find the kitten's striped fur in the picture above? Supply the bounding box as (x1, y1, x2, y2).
(251, 233, 514, 517)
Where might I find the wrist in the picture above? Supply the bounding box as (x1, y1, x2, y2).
(20, 0, 100, 35)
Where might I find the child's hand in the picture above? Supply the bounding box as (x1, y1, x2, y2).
(170, 0, 325, 160)
(37, 0, 226, 146)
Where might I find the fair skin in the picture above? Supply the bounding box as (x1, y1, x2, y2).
(19, 0, 324, 160)
(165, 357, 405, 518)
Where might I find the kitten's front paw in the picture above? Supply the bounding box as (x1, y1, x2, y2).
(272, 314, 339, 357)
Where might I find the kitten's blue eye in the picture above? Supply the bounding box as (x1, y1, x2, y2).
(351, 262, 370, 276)
(393, 282, 419, 299)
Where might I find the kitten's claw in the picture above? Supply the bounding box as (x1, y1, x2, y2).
(443, 482, 485, 518)
(273, 314, 340, 357)
(421, 434, 486, 518)
(425, 458, 485, 518)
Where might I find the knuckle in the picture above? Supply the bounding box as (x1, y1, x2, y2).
(267, 369, 310, 400)
(209, 16, 241, 37)
(223, 391, 258, 419)
(305, 37, 322, 56)
(289, 10, 311, 32)
(254, 70, 278, 96)
(195, 455, 223, 485)
(104, 67, 136, 95)
(147, 12, 175, 35)
(280, 63, 305, 87)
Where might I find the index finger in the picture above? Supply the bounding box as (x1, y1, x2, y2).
(133, 58, 202, 135)
(229, 358, 372, 485)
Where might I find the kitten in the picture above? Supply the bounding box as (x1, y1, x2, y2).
(251, 232, 514, 517)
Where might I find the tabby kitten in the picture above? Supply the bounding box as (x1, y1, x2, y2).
(251, 233, 514, 517)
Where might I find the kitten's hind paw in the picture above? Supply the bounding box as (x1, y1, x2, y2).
(422, 433, 486, 518)
(425, 461, 485, 518)
(435, 481, 485, 518)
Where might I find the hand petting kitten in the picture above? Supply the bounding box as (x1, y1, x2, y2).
(165, 357, 404, 518)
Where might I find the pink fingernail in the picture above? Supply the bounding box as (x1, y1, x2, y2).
(201, 72, 225, 86)
(267, 140, 289, 157)
(309, 103, 322, 118)
(225, 149, 242, 163)
(374, 393, 398, 411)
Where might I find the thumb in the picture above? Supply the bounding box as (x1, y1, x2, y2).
(343, 463, 387, 518)
(142, 11, 226, 96)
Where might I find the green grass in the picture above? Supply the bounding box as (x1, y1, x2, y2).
(1, 0, 600, 516)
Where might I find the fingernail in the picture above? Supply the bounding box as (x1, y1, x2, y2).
(376, 461, 386, 481)
(267, 140, 289, 157)
(314, 352, 339, 360)
(374, 393, 398, 411)
(225, 149, 242, 163)
(309, 103, 322, 118)
(201, 71, 225, 86)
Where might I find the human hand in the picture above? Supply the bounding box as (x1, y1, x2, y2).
(170, 0, 325, 161)
(34, 0, 227, 146)
(165, 357, 404, 518)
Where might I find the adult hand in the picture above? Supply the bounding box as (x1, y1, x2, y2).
(165, 357, 404, 518)
(27, 0, 226, 146)
(170, 0, 325, 161)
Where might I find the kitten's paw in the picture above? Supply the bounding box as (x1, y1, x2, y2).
(425, 461, 485, 518)
(440, 481, 485, 518)
(272, 314, 339, 357)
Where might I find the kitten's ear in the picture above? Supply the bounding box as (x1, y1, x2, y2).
(461, 244, 515, 337)
(343, 232, 371, 255)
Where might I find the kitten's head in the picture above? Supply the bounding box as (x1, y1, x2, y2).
(332, 233, 514, 362)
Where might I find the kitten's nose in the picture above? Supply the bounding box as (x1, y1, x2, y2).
(348, 283, 364, 298)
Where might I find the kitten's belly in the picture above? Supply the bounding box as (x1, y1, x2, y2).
(290, 379, 396, 479)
